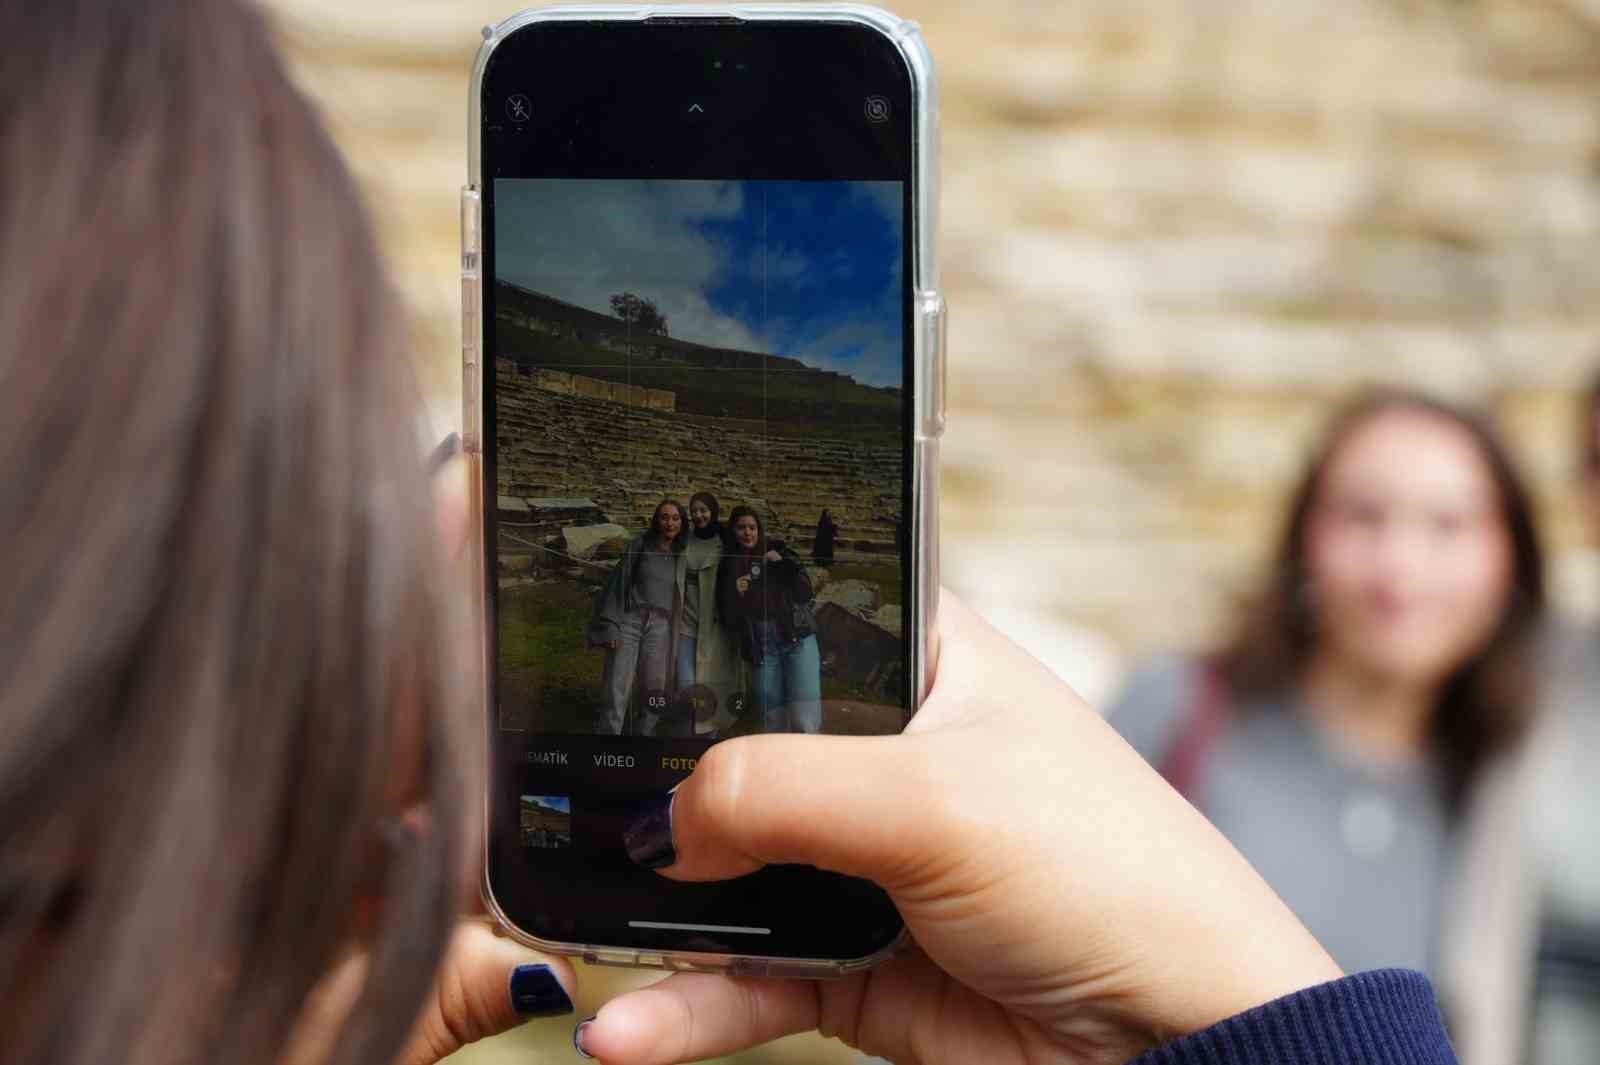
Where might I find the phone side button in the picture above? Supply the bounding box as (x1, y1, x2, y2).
(918, 292, 946, 438)
(582, 949, 641, 968)
(936, 294, 947, 429)
(460, 185, 481, 273)
(662, 955, 724, 973)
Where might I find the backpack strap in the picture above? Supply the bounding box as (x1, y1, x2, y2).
(1158, 660, 1232, 804)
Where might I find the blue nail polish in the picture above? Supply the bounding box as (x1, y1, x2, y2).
(509, 964, 573, 1017)
(573, 1017, 596, 1059)
(428, 432, 461, 474)
(622, 793, 676, 869)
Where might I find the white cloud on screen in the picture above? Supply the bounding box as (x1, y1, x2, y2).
(496, 179, 766, 353)
(753, 244, 814, 287)
(494, 179, 904, 386)
(781, 275, 904, 388)
(851, 181, 902, 231)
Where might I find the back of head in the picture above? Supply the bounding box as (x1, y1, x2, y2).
(0, 2, 468, 1063)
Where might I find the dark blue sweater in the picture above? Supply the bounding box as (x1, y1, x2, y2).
(1130, 970, 1456, 1065)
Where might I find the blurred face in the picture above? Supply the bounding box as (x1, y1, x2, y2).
(691, 500, 714, 529)
(656, 504, 683, 542)
(733, 515, 759, 549)
(1304, 409, 1515, 687)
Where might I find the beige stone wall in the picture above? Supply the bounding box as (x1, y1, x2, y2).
(928, 0, 1600, 697)
(531, 367, 679, 413)
(257, 0, 1600, 1060)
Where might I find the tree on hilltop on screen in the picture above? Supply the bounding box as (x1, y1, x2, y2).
(609, 292, 669, 337)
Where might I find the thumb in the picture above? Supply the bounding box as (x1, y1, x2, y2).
(398, 923, 578, 1065)
(626, 731, 950, 892)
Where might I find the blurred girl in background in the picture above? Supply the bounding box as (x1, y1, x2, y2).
(1111, 389, 1545, 979)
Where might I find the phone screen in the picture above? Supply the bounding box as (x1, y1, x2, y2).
(481, 19, 915, 962)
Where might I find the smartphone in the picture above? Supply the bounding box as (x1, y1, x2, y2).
(463, 4, 943, 977)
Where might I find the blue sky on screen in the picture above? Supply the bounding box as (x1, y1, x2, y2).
(524, 795, 571, 814)
(495, 179, 904, 388)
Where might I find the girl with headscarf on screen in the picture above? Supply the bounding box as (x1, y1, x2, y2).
(675, 492, 744, 735)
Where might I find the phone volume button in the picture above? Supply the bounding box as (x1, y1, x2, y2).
(918, 292, 946, 438)
(462, 275, 481, 364)
(460, 186, 482, 368)
(583, 949, 641, 968)
(935, 295, 947, 428)
(460, 185, 481, 272)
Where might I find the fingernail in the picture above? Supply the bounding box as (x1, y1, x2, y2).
(621, 793, 676, 869)
(428, 432, 461, 475)
(509, 963, 573, 1017)
(573, 1017, 597, 1058)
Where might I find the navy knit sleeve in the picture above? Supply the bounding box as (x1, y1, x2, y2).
(1127, 970, 1456, 1065)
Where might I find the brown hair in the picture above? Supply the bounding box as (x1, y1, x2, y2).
(726, 505, 769, 558)
(0, 2, 469, 1064)
(649, 498, 689, 552)
(689, 491, 721, 523)
(1218, 389, 1545, 811)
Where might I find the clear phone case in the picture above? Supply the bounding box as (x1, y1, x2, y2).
(462, 3, 943, 978)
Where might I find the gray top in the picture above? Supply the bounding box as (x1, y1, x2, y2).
(633, 546, 678, 612)
(1109, 655, 1452, 977)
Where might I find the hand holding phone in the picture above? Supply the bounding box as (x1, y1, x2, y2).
(468, 3, 943, 975)
(576, 594, 1345, 1065)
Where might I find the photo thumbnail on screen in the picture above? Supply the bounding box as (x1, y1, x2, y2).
(493, 179, 909, 741)
(519, 795, 572, 850)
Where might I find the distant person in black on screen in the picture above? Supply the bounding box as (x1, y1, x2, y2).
(813, 508, 837, 566)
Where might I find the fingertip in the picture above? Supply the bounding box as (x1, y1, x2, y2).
(578, 990, 677, 1064)
(429, 445, 471, 557)
(454, 922, 579, 1013)
(573, 1016, 597, 1059)
(428, 431, 462, 473)
(509, 962, 575, 1018)
(577, 974, 821, 1065)
(399, 925, 582, 1065)
(621, 792, 676, 870)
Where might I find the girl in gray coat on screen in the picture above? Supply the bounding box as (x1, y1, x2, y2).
(589, 499, 688, 736)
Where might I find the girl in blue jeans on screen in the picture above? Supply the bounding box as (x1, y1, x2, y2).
(717, 506, 822, 734)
